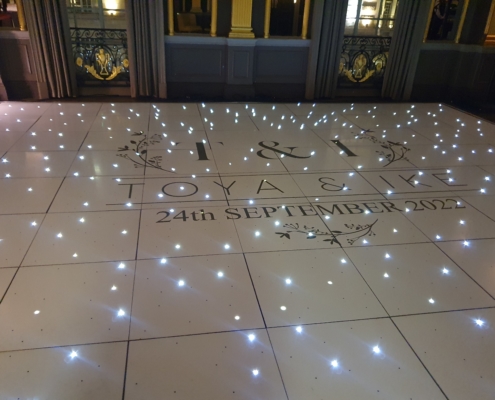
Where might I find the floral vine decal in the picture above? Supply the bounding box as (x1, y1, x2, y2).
(116, 131, 175, 173)
(275, 220, 378, 246)
(357, 129, 410, 167)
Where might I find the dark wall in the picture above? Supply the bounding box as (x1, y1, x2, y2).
(459, 0, 494, 44)
(252, 0, 265, 38)
(165, 37, 309, 100)
(217, 0, 233, 37)
(0, 32, 40, 100)
(412, 43, 495, 103)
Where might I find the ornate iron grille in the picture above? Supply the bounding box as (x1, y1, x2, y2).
(71, 28, 129, 86)
(338, 36, 392, 88)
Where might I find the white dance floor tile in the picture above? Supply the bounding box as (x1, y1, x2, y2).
(1, 101, 494, 398)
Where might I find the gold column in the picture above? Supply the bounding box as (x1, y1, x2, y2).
(423, 0, 435, 42)
(168, 0, 174, 35)
(301, 0, 311, 39)
(211, 0, 218, 37)
(15, 0, 27, 31)
(263, 0, 271, 38)
(455, 0, 470, 43)
(229, 0, 255, 39)
(484, 0, 495, 35)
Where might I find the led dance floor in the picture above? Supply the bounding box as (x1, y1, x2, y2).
(0, 101, 494, 399)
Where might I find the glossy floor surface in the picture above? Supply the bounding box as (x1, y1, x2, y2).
(1, 101, 494, 399)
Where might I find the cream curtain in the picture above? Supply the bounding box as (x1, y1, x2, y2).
(125, 0, 167, 98)
(0, 71, 7, 100)
(382, 0, 431, 100)
(307, 0, 349, 99)
(23, 0, 76, 98)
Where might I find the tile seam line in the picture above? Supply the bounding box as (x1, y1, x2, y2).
(121, 125, 149, 399)
(19, 236, 495, 268)
(0, 212, 48, 304)
(3, 305, 495, 354)
(390, 318, 450, 399)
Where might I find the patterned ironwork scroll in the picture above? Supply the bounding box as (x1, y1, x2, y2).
(71, 28, 129, 86)
(338, 36, 392, 87)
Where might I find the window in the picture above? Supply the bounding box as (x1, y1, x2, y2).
(171, 0, 213, 35)
(67, 0, 126, 30)
(70, 0, 93, 13)
(425, 0, 468, 42)
(164, 0, 313, 39)
(268, 0, 307, 37)
(345, 0, 399, 37)
(0, 0, 20, 29)
(484, 0, 495, 45)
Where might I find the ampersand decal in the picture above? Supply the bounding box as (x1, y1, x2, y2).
(256, 141, 312, 160)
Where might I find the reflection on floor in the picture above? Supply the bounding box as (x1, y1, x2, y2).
(0, 101, 494, 399)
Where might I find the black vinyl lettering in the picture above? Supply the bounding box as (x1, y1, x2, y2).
(196, 142, 209, 160)
(298, 205, 317, 216)
(432, 199, 452, 210)
(319, 177, 346, 192)
(257, 180, 284, 194)
(405, 200, 423, 211)
(432, 173, 468, 187)
(343, 203, 364, 214)
(156, 211, 171, 223)
(379, 176, 395, 189)
(315, 204, 345, 215)
(446, 198, 466, 209)
(225, 208, 241, 219)
(420, 200, 436, 210)
(278, 205, 296, 217)
(362, 202, 384, 213)
(162, 182, 199, 197)
(380, 201, 403, 212)
(331, 140, 357, 156)
(243, 207, 262, 218)
(200, 209, 215, 221)
(119, 183, 144, 198)
(173, 210, 189, 221)
(262, 207, 278, 218)
(214, 180, 236, 196)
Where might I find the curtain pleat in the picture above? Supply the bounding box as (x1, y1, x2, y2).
(126, 0, 167, 98)
(313, 0, 349, 99)
(24, 0, 76, 99)
(0, 71, 7, 100)
(382, 0, 431, 100)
